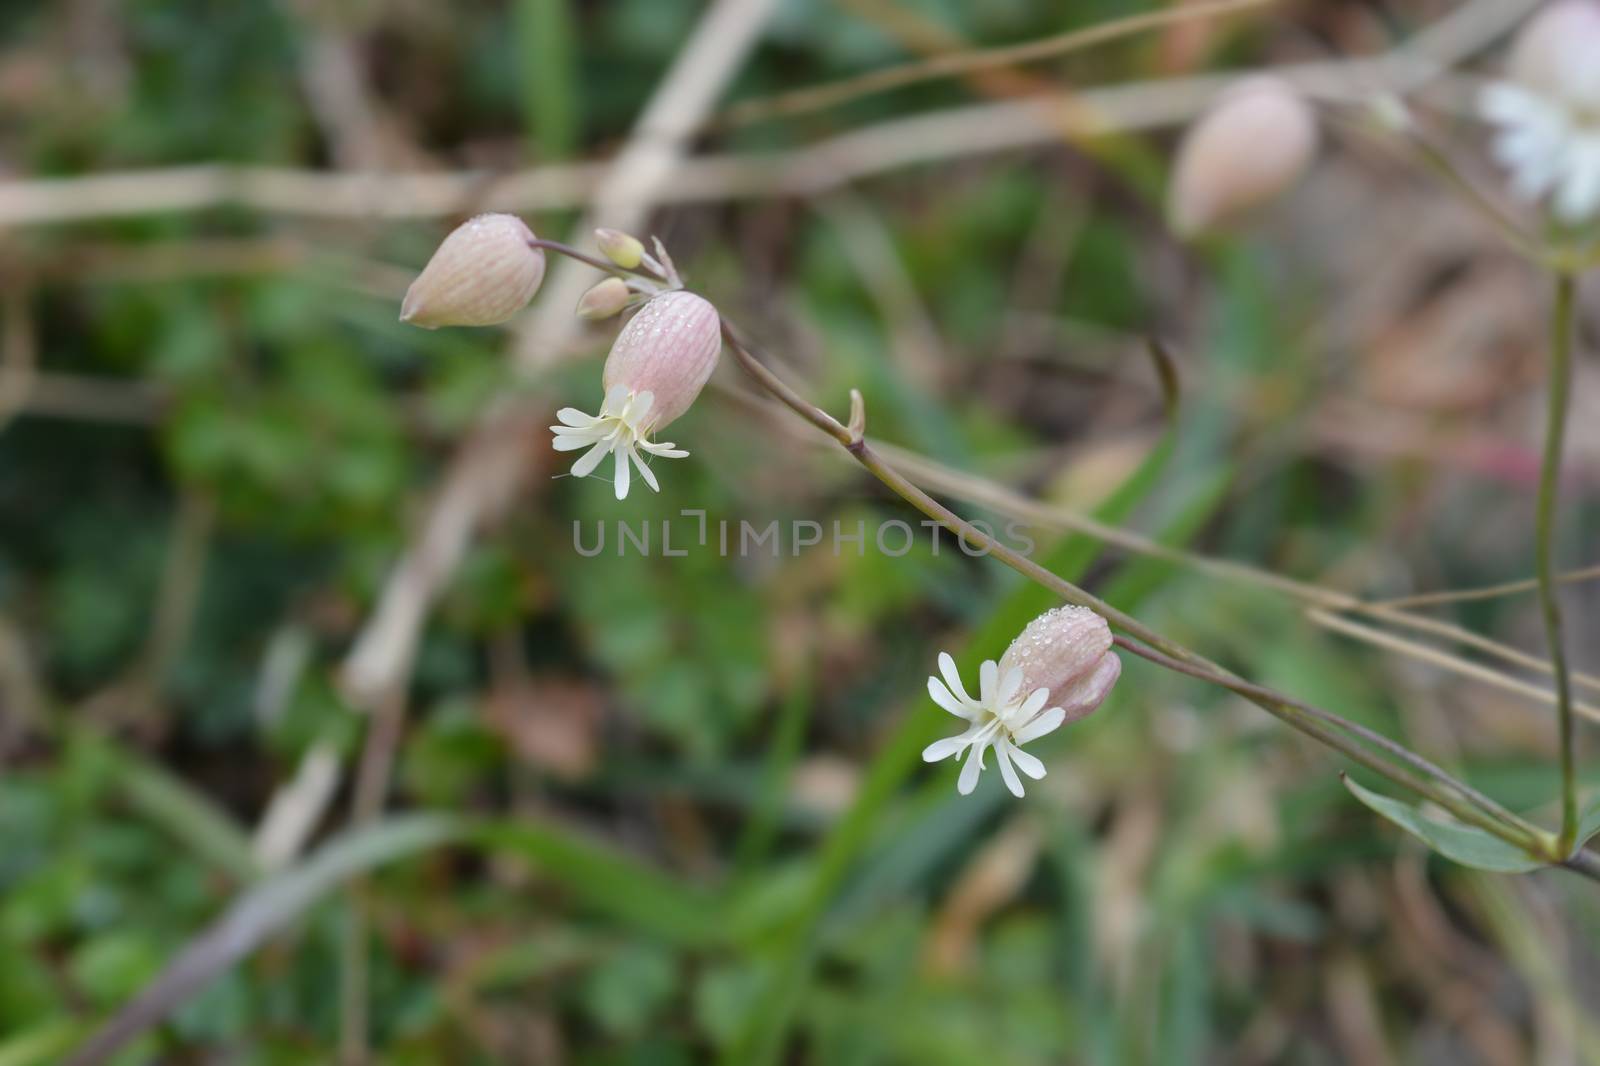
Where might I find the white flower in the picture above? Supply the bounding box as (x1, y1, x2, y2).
(923, 607, 1121, 798)
(1483, 85, 1600, 222)
(922, 652, 1066, 798)
(1480, 1, 1600, 223)
(550, 383, 688, 500)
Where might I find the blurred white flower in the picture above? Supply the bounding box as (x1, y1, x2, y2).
(922, 607, 1120, 797)
(1480, 1, 1600, 223)
(551, 384, 688, 500)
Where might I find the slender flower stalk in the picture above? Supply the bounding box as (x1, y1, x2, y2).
(526, 237, 1598, 880)
(1541, 272, 1579, 855)
(713, 323, 1558, 857)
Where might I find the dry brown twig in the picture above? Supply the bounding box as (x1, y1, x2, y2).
(721, 0, 1280, 128)
(0, 0, 1533, 228)
(0, 285, 37, 432)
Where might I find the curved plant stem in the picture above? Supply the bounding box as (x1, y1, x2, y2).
(718, 0, 1278, 128)
(1540, 272, 1579, 857)
(532, 238, 1597, 877)
(1371, 564, 1600, 610)
(716, 320, 1553, 853)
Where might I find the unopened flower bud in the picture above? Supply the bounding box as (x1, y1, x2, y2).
(400, 213, 546, 328)
(998, 606, 1121, 724)
(576, 277, 633, 320)
(1167, 76, 1318, 239)
(1506, 0, 1600, 108)
(595, 228, 646, 270)
(601, 290, 721, 430)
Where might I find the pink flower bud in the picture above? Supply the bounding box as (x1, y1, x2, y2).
(600, 290, 721, 430)
(1167, 76, 1318, 238)
(998, 606, 1121, 723)
(1506, 1, 1600, 109)
(400, 213, 546, 329)
(576, 277, 633, 320)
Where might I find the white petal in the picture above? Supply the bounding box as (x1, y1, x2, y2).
(1555, 138, 1600, 221)
(978, 660, 998, 705)
(997, 666, 1023, 708)
(1495, 125, 1560, 170)
(922, 733, 972, 762)
(1012, 706, 1066, 745)
(552, 432, 600, 451)
(1007, 744, 1047, 780)
(1509, 152, 1562, 201)
(626, 446, 660, 493)
(638, 440, 689, 459)
(613, 446, 632, 499)
(1017, 687, 1050, 718)
(1480, 83, 1547, 125)
(602, 383, 630, 414)
(630, 390, 655, 422)
(938, 652, 973, 706)
(957, 741, 986, 795)
(995, 742, 1025, 798)
(555, 407, 600, 428)
(571, 437, 615, 478)
(928, 676, 975, 719)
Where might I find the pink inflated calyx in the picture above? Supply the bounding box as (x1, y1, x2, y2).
(601, 290, 721, 431)
(1167, 76, 1318, 238)
(998, 605, 1121, 724)
(400, 213, 547, 329)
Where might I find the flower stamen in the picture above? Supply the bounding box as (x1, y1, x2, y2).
(551, 384, 689, 500)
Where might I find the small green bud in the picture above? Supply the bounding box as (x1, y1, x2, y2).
(576, 277, 633, 320)
(595, 228, 645, 270)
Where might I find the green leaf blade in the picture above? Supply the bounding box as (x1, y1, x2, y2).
(1342, 776, 1545, 874)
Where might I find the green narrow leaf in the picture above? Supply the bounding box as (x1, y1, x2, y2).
(1579, 794, 1600, 849)
(0, 1022, 84, 1066)
(514, 0, 578, 160)
(1143, 337, 1181, 422)
(734, 668, 815, 875)
(1342, 775, 1544, 874)
(87, 734, 260, 884)
(471, 821, 720, 946)
(65, 807, 723, 1065)
(63, 814, 464, 1066)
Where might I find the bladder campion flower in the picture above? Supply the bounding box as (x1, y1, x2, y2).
(400, 213, 547, 328)
(923, 606, 1121, 797)
(1167, 75, 1318, 238)
(1480, 0, 1600, 223)
(550, 290, 721, 499)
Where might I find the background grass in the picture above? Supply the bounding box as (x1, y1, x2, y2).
(2, 1, 1599, 1063)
